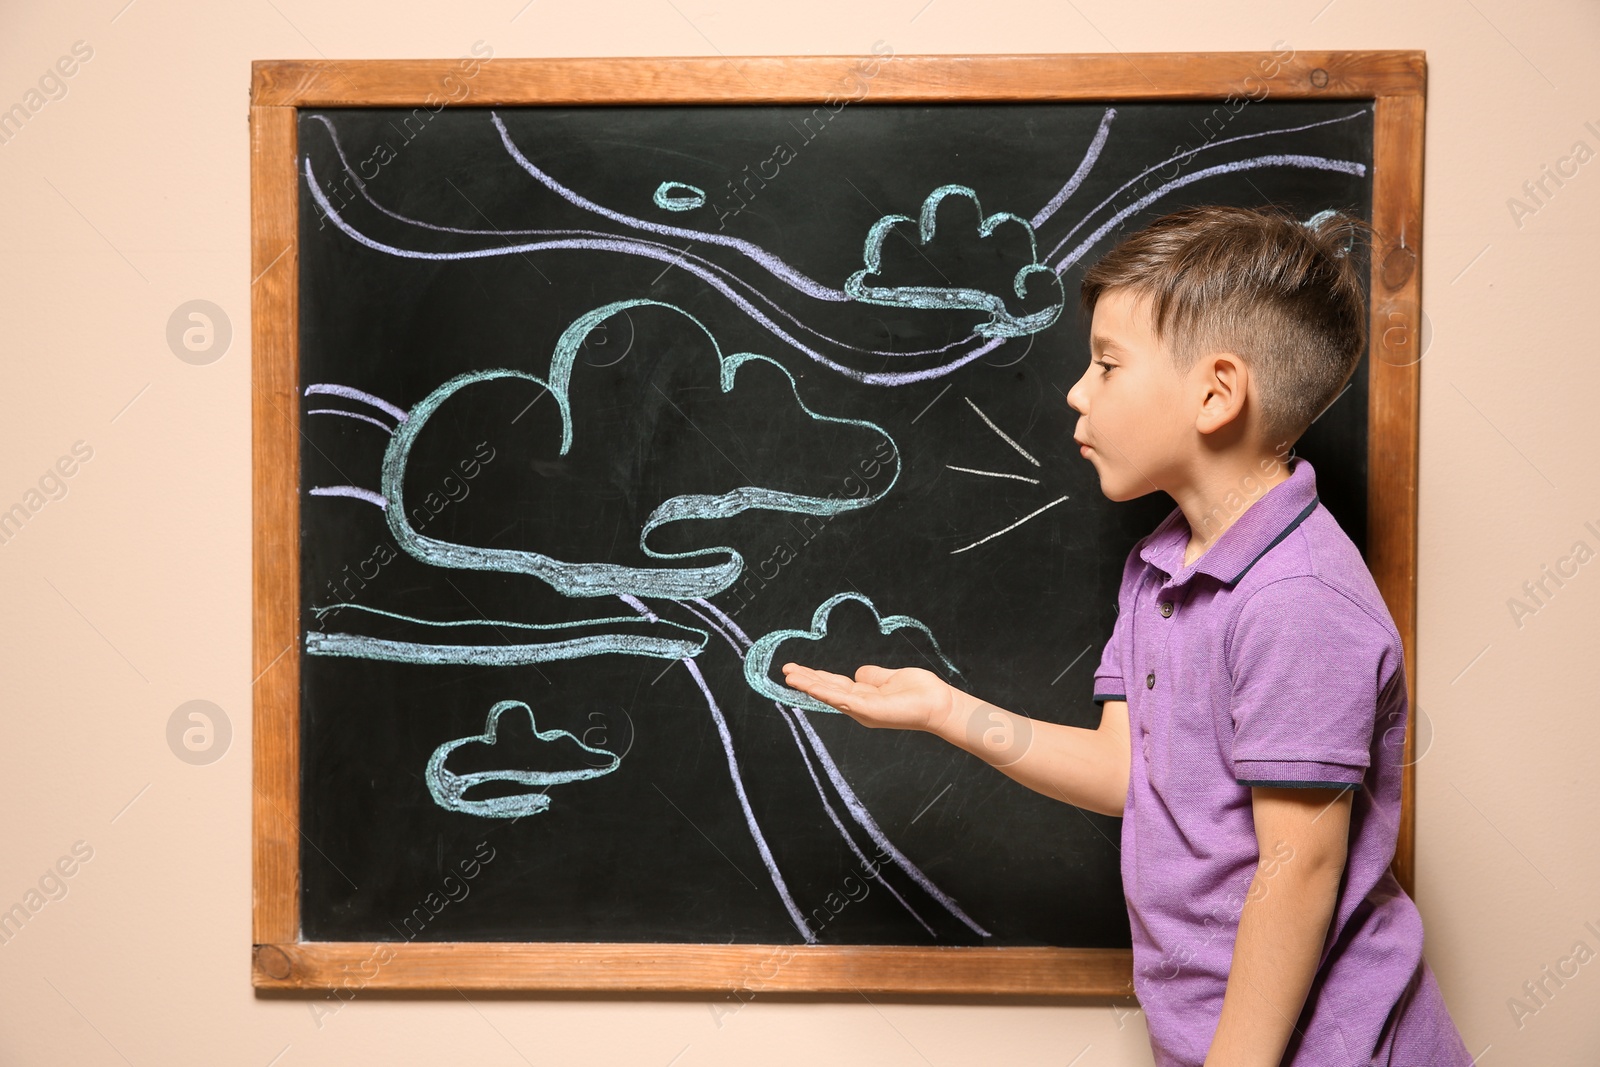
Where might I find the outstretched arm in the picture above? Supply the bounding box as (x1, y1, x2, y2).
(780, 662, 1131, 817)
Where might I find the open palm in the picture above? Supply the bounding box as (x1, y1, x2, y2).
(781, 662, 957, 735)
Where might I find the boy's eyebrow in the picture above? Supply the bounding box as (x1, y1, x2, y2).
(1090, 334, 1127, 354)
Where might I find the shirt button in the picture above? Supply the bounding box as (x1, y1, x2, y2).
(1146, 671, 1156, 689)
(1159, 601, 1173, 617)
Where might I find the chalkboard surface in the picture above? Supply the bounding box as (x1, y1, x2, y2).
(293, 99, 1373, 948)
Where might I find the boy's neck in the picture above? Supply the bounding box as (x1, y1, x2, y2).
(1171, 453, 1295, 568)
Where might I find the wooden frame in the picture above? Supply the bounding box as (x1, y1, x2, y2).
(251, 51, 1426, 993)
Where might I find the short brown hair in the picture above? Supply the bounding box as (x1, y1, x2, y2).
(1078, 204, 1373, 447)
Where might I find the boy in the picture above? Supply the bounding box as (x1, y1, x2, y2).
(782, 206, 1472, 1065)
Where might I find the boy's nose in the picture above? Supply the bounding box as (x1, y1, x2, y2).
(1065, 372, 1088, 415)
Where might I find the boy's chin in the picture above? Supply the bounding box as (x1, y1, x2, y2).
(1094, 469, 1156, 503)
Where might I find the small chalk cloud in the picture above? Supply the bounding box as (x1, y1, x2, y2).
(653, 181, 707, 212)
(743, 591, 962, 715)
(425, 699, 622, 818)
(845, 184, 1066, 339)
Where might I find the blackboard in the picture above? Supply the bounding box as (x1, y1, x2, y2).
(251, 52, 1426, 993)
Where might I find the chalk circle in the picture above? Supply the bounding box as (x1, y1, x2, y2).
(167, 699, 232, 765)
(166, 299, 232, 365)
(579, 308, 636, 368)
(962, 701, 1034, 768)
(652, 181, 707, 212)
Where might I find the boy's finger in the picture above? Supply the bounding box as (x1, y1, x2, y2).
(855, 664, 896, 686)
(782, 671, 877, 714)
(814, 669, 859, 689)
(786, 665, 855, 690)
(782, 662, 834, 684)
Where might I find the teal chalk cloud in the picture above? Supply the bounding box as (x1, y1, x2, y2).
(845, 184, 1066, 339)
(378, 299, 902, 604)
(743, 591, 962, 715)
(304, 297, 903, 673)
(426, 699, 622, 818)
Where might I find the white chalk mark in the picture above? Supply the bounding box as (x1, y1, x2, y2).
(790, 708, 990, 938)
(964, 397, 1040, 467)
(1041, 108, 1371, 265)
(683, 655, 815, 942)
(304, 383, 408, 423)
(776, 703, 937, 937)
(309, 485, 388, 509)
(649, 241, 696, 286)
(1047, 154, 1368, 276)
(304, 115, 976, 365)
(691, 597, 991, 939)
(652, 783, 759, 891)
(677, 598, 937, 937)
(621, 595, 812, 942)
(951, 494, 1070, 555)
(307, 408, 394, 433)
(493, 112, 839, 301)
(1031, 107, 1116, 229)
(305, 155, 1010, 386)
(946, 464, 1040, 485)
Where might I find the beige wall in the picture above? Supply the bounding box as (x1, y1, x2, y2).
(1, 0, 1596, 1062)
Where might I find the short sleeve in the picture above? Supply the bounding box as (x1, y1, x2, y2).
(1090, 548, 1141, 706)
(1227, 576, 1397, 788)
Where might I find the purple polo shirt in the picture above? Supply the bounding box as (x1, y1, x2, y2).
(1091, 457, 1471, 1066)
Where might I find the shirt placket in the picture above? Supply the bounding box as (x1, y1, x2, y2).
(1138, 569, 1184, 770)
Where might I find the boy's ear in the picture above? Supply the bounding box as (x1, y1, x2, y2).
(1193, 350, 1250, 437)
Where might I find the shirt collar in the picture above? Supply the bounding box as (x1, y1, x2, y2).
(1138, 456, 1320, 586)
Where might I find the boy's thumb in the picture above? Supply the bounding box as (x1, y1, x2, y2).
(855, 664, 896, 686)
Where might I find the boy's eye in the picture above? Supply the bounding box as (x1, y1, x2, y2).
(1095, 359, 1115, 376)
